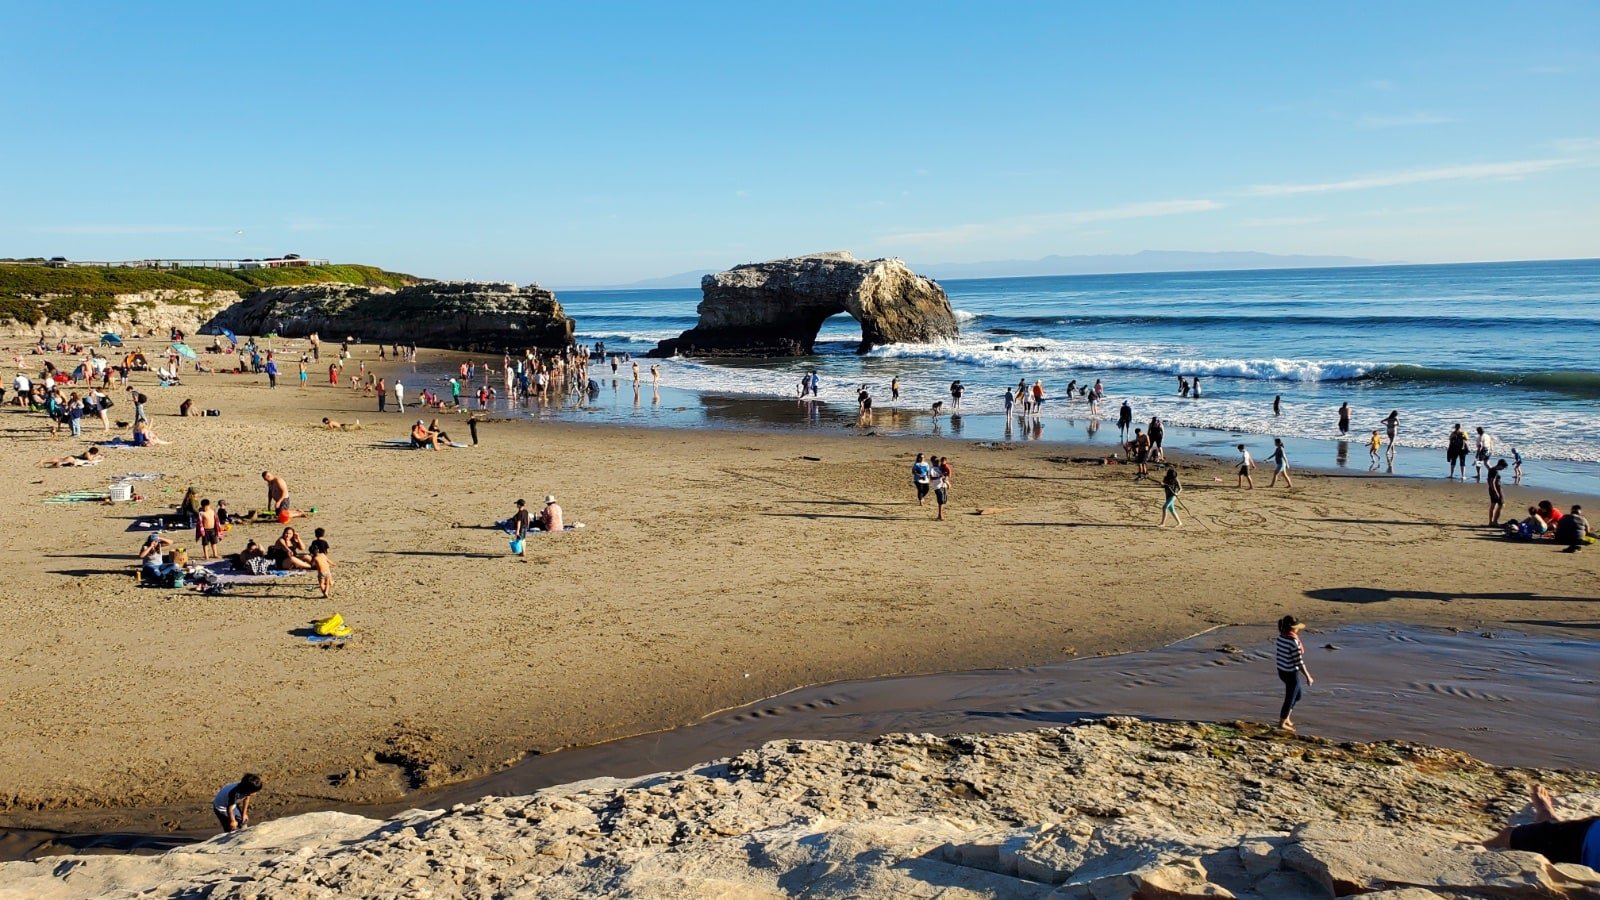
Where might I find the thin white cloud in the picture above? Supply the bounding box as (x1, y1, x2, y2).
(1248, 158, 1578, 196)
(1357, 112, 1455, 129)
(1242, 216, 1323, 227)
(1553, 137, 1600, 154)
(32, 224, 219, 235)
(879, 199, 1222, 247)
(1364, 79, 1394, 91)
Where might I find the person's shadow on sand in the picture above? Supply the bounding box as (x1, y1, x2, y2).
(1305, 586, 1597, 604)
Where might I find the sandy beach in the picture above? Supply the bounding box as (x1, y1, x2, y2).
(0, 342, 1595, 839)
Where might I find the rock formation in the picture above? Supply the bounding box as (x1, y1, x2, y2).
(5, 719, 1597, 898)
(203, 282, 575, 351)
(0, 289, 238, 342)
(649, 252, 957, 357)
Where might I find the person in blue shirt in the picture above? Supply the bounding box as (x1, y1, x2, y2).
(910, 453, 932, 506)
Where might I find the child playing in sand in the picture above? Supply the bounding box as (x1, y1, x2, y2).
(212, 773, 262, 833)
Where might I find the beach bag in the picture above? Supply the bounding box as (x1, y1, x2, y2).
(509, 538, 525, 554)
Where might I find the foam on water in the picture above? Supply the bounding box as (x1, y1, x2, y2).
(869, 336, 1380, 382)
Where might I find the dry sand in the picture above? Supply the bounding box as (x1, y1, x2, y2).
(0, 342, 1594, 836)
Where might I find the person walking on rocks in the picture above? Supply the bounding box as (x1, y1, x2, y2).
(1275, 615, 1313, 731)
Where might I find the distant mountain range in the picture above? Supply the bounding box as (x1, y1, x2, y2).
(558, 250, 1383, 290)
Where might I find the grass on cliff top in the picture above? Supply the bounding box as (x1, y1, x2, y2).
(0, 263, 418, 297)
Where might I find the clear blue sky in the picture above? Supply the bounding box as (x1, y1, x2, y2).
(2, 2, 1595, 284)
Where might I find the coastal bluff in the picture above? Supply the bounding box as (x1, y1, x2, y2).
(204, 281, 575, 351)
(650, 252, 957, 357)
(5, 719, 1596, 899)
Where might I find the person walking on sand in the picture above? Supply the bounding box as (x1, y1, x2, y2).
(1235, 443, 1255, 489)
(510, 499, 533, 555)
(1268, 438, 1293, 488)
(911, 452, 932, 505)
(930, 456, 950, 520)
(394, 380, 405, 412)
(1368, 429, 1383, 469)
(1274, 615, 1313, 731)
(197, 498, 221, 560)
(1157, 466, 1182, 528)
(213, 773, 263, 833)
(308, 527, 333, 598)
(1487, 458, 1508, 526)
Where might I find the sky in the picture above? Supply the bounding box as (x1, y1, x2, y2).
(1, 2, 1596, 285)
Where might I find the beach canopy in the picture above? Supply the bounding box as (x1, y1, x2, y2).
(99, 333, 123, 346)
(220, 328, 238, 345)
(171, 342, 198, 360)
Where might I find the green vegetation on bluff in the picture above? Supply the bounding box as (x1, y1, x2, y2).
(0, 263, 420, 327)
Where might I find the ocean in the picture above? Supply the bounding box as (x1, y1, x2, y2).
(468, 259, 1600, 493)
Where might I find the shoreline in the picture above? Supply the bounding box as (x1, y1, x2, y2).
(6, 620, 1596, 861)
(1, 342, 1595, 851)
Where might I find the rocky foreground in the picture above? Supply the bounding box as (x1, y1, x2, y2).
(4, 719, 1598, 899)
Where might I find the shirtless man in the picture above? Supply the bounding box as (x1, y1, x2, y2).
(261, 470, 303, 519)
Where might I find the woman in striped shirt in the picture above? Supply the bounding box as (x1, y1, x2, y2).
(1275, 615, 1314, 731)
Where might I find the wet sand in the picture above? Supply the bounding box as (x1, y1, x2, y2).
(6, 622, 1595, 860)
(0, 341, 1595, 854)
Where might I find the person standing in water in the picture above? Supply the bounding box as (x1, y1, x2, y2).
(1337, 402, 1350, 435)
(890, 376, 900, 402)
(1273, 394, 1281, 416)
(1367, 429, 1384, 469)
(1382, 410, 1400, 447)
(1274, 615, 1313, 731)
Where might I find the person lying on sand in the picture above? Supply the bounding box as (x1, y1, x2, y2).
(1483, 784, 1599, 869)
(321, 417, 363, 431)
(39, 446, 101, 467)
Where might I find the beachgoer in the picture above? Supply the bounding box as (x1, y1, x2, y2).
(1132, 427, 1151, 479)
(39, 446, 101, 467)
(213, 774, 263, 833)
(410, 420, 441, 450)
(1273, 394, 1281, 416)
(1274, 615, 1313, 730)
(1031, 379, 1044, 410)
(309, 527, 332, 598)
(1554, 504, 1593, 552)
(261, 471, 301, 519)
(1368, 430, 1383, 469)
(1473, 426, 1494, 482)
(890, 376, 900, 401)
(1483, 784, 1600, 869)
(133, 418, 170, 446)
(197, 499, 221, 560)
(911, 453, 932, 505)
(1235, 443, 1255, 489)
(930, 456, 950, 521)
(394, 380, 405, 411)
(1486, 459, 1507, 526)
(1158, 467, 1182, 528)
(1191, 376, 1201, 399)
(138, 532, 177, 584)
(541, 495, 563, 532)
(1512, 447, 1523, 484)
(1003, 388, 1014, 416)
(268, 527, 313, 570)
(1268, 438, 1292, 488)
(1447, 424, 1469, 480)
(1117, 401, 1133, 442)
(1147, 416, 1165, 462)
(1337, 402, 1349, 435)
(1382, 410, 1400, 447)
(510, 499, 532, 554)
(950, 379, 964, 411)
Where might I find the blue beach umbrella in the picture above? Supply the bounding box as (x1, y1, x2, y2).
(220, 328, 238, 345)
(99, 333, 123, 347)
(171, 342, 198, 360)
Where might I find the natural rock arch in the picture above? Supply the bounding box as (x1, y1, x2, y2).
(650, 252, 957, 357)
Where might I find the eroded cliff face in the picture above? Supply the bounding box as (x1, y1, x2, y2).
(5, 719, 1597, 899)
(203, 282, 575, 350)
(650, 252, 957, 357)
(0, 290, 239, 342)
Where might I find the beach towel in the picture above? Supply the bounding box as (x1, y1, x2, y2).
(114, 472, 163, 482)
(45, 486, 111, 499)
(381, 438, 471, 450)
(306, 633, 352, 644)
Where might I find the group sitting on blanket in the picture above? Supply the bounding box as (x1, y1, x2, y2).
(409, 418, 457, 450)
(1503, 500, 1595, 551)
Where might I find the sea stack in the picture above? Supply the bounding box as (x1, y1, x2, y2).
(649, 252, 957, 357)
